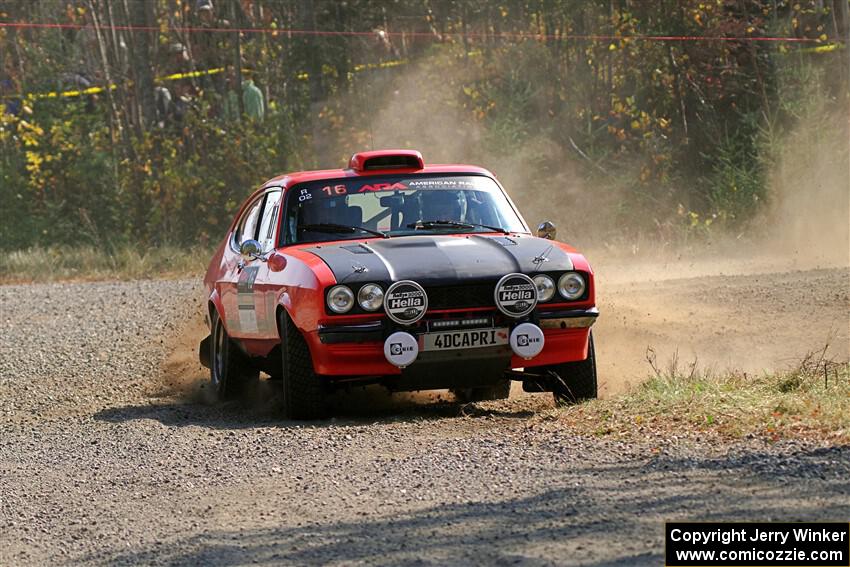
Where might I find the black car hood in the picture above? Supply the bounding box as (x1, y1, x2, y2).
(304, 235, 574, 285)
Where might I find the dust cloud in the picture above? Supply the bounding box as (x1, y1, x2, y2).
(153, 304, 466, 414)
(353, 55, 850, 397)
(764, 105, 850, 267)
(351, 59, 594, 240)
(350, 54, 849, 261)
(157, 57, 848, 409)
(154, 313, 213, 403)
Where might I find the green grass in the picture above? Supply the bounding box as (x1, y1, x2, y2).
(0, 245, 212, 283)
(556, 352, 850, 442)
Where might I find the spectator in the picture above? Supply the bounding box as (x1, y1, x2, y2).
(166, 42, 190, 77)
(0, 77, 21, 117)
(172, 82, 196, 124)
(58, 71, 97, 112)
(154, 85, 173, 128)
(221, 71, 264, 122)
(222, 69, 240, 121)
(194, 0, 229, 96)
(58, 71, 91, 93)
(242, 77, 264, 121)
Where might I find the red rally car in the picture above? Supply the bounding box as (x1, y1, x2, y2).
(199, 150, 599, 419)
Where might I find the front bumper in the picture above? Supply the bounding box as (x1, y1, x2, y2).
(539, 307, 600, 330)
(309, 307, 598, 377)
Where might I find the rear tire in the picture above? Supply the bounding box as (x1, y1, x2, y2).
(550, 332, 597, 405)
(279, 311, 326, 420)
(210, 312, 259, 401)
(452, 380, 511, 403)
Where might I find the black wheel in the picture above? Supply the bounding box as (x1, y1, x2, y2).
(210, 312, 259, 401)
(452, 380, 511, 403)
(279, 310, 326, 420)
(550, 332, 597, 405)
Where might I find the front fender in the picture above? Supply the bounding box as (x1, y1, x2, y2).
(207, 288, 227, 333)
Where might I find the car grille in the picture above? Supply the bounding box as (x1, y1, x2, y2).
(425, 282, 496, 310)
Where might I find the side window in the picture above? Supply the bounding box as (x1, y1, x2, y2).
(234, 196, 265, 248)
(257, 190, 282, 251)
(283, 201, 297, 245)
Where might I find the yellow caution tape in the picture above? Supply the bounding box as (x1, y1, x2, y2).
(6, 56, 413, 101)
(798, 42, 842, 53)
(158, 67, 224, 81)
(32, 84, 117, 100)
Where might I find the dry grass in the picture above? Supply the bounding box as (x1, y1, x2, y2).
(0, 245, 211, 283)
(557, 347, 850, 442)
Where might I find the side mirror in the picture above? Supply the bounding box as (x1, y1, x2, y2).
(537, 221, 556, 240)
(239, 239, 263, 261)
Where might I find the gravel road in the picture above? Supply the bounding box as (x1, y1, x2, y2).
(1, 262, 848, 566)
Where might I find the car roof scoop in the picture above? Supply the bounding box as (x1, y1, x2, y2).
(348, 150, 424, 172)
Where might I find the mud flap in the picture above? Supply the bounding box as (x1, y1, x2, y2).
(199, 334, 212, 369)
(521, 379, 551, 393)
(508, 369, 555, 392)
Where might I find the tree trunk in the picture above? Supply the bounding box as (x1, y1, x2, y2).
(667, 44, 689, 143)
(837, 0, 850, 37)
(231, 0, 244, 117)
(128, 0, 157, 131)
(88, 1, 120, 141)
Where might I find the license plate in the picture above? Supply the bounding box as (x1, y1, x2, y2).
(421, 327, 509, 351)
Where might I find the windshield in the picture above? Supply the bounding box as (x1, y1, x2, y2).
(281, 174, 527, 244)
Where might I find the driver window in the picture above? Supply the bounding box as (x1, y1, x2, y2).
(258, 190, 282, 252)
(466, 191, 497, 226)
(235, 196, 264, 247)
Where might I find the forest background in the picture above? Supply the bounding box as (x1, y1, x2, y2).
(0, 0, 847, 272)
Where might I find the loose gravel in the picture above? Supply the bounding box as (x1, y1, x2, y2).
(0, 270, 848, 566)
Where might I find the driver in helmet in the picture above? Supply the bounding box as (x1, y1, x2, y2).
(420, 190, 462, 222)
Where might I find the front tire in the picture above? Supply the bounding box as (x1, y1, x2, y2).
(279, 311, 326, 420)
(210, 312, 259, 401)
(550, 332, 597, 405)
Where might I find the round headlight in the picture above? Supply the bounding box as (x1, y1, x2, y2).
(327, 285, 354, 313)
(532, 275, 556, 302)
(558, 272, 586, 300)
(357, 283, 384, 311)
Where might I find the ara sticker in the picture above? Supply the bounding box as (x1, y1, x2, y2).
(357, 182, 408, 193)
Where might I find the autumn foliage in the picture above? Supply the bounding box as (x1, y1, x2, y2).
(0, 1, 846, 251)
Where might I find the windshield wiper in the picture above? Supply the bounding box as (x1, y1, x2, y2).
(299, 223, 388, 238)
(407, 219, 510, 234)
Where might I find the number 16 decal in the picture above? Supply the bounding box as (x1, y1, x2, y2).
(321, 184, 347, 196)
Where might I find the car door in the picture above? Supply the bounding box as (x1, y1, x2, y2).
(249, 188, 283, 339)
(221, 192, 266, 338)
